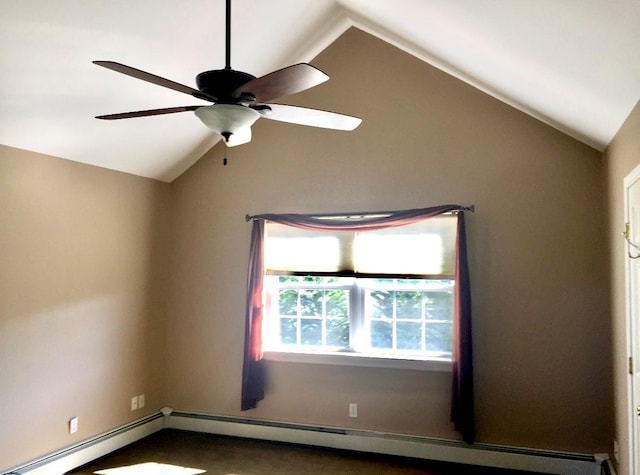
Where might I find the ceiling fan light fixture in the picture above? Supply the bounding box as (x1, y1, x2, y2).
(195, 104, 260, 142)
(93, 0, 361, 147)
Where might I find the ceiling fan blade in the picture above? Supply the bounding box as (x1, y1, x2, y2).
(255, 104, 362, 131)
(96, 106, 201, 120)
(93, 61, 217, 102)
(234, 64, 328, 103)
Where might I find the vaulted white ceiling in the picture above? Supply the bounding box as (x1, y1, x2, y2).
(1, 0, 639, 182)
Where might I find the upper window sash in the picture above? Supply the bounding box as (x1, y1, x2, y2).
(264, 215, 457, 277)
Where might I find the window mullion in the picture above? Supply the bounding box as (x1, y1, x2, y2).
(296, 289, 302, 347)
(421, 291, 427, 353)
(392, 288, 397, 351)
(350, 281, 364, 352)
(321, 289, 327, 347)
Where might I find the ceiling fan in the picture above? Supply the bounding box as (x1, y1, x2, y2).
(93, 0, 362, 147)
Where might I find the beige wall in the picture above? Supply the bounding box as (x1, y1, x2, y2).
(604, 100, 640, 475)
(0, 26, 617, 471)
(0, 145, 170, 472)
(166, 28, 611, 453)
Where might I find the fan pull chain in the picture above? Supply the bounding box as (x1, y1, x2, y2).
(223, 141, 228, 166)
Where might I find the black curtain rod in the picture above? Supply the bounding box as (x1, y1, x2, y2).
(245, 205, 475, 222)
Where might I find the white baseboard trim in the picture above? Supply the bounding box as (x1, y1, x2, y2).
(4, 409, 609, 475)
(4, 413, 164, 475)
(166, 410, 604, 475)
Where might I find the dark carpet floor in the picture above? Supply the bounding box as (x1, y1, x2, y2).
(66, 429, 544, 475)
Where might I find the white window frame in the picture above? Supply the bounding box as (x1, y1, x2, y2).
(262, 275, 453, 372)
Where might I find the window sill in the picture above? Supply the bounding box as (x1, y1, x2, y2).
(262, 350, 451, 372)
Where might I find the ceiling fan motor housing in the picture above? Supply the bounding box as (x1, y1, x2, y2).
(196, 69, 256, 103)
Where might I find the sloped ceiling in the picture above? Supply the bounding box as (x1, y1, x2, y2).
(1, 0, 638, 182)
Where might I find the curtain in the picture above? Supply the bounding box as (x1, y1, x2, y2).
(241, 205, 474, 442)
(241, 219, 265, 410)
(451, 211, 474, 443)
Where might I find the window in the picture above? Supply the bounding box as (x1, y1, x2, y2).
(243, 206, 473, 440)
(261, 215, 457, 361)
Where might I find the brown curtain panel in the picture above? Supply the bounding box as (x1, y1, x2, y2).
(241, 205, 474, 442)
(241, 219, 265, 410)
(451, 211, 474, 443)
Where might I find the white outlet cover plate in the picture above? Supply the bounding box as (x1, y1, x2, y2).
(69, 417, 78, 434)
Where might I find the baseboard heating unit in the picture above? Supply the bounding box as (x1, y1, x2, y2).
(166, 410, 604, 475)
(3, 413, 163, 475)
(3, 409, 609, 475)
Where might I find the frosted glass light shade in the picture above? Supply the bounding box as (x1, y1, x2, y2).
(195, 104, 260, 143)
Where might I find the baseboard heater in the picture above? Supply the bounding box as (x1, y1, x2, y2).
(3, 413, 164, 475)
(167, 410, 605, 475)
(4, 409, 609, 475)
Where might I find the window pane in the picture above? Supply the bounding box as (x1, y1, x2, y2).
(397, 322, 422, 350)
(300, 289, 322, 316)
(362, 280, 453, 356)
(279, 289, 298, 316)
(371, 321, 392, 349)
(395, 291, 422, 319)
(264, 276, 355, 351)
(301, 318, 322, 345)
(425, 291, 453, 320)
(326, 289, 349, 317)
(369, 290, 394, 318)
(280, 318, 298, 345)
(426, 323, 452, 352)
(326, 317, 350, 348)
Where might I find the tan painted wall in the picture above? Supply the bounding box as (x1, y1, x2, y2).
(604, 100, 640, 475)
(166, 28, 611, 453)
(0, 145, 170, 472)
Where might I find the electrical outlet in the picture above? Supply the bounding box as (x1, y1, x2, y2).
(138, 394, 145, 409)
(349, 403, 358, 418)
(131, 396, 138, 411)
(69, 417, 78, 434)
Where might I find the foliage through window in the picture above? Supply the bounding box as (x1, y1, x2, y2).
(262, 216, 457, 360)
